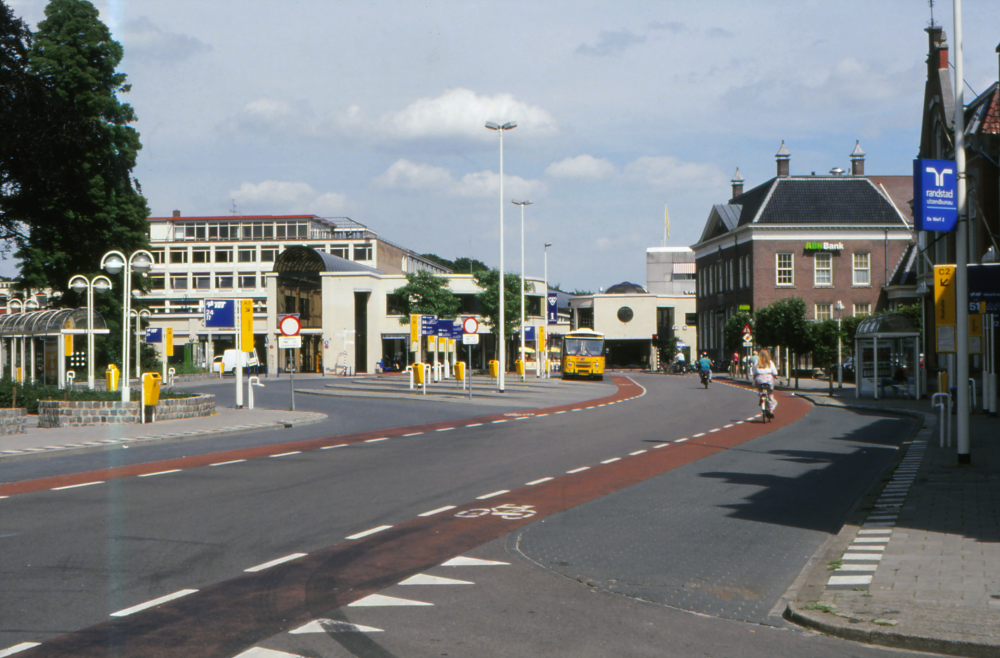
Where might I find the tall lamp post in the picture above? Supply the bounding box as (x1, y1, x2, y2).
(835, 300, 845, 389)
(69, 275, 112, 389)
(7, 296, 38, 383)
(102, 249, 154, 402)
(512, 199, 532, 381)
(543, 242, 552, 378)
(485, 120, 516, 393)
(129, 308, 151, 380)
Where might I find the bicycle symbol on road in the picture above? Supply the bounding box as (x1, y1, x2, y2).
(455, 503, 537, 520)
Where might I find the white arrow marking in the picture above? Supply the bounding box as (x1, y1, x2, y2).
(399, 574, 474, 586)
(234, 648, 307, 658)
(347, 594, 432, 607)
(289, 619, 383, 634)
(440, 556, 509, 567)
(0, 643, 41, 657)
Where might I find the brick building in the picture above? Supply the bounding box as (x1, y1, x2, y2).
(690, 143, 914, 362)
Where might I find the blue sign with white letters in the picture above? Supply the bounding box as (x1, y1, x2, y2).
(145, 328, 162, 343)
(547, 292, 558, 325)
(420, 315, 438, 336)
(913, 158, 958, 232)
(204, 299, 236, 328)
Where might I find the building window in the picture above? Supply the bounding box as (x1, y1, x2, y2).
(330, 246, 348, 258)
(744, 255, 751, 289)
(854, 303, 871, 317)
(238, 248, 256, 263)
(192, 248, 210, 264)
(215, 248, 233, 263)
(386, 293, 404, 316)
(776, 253, 793, 286)
(815, 303, 832, 321)
(170, 274, 188, 291)
(239, 272, 257, 289)
(261, 248, 278, 262)
(853, 253, 870, 286)
(150, 275, 164, 290)
(151, 249, 165, 264)
(814, 252, 832, 286)
(354, 245, 372, 261)
(169, 249, 187, 264)
(215, 272, 233, 289)
(193, 272, 211, 290)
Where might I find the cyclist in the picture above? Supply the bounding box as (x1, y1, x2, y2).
(698, 352, 712, 383)
(752, 348, 778, 417)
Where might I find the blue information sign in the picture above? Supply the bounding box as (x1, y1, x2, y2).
(969, 263, 1000, 326)
(523, 326, 536, 340)
(145, 328, 163, 343)
(420, 315, 438, 336)
(204, 299, 236, 328)
(913, 158, 958, 232)
(547, 292, 558, 325)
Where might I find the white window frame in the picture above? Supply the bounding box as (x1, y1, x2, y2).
(853, 252, 870, 286)
(776, 253, 794, 286)
(815, 303, 832, 321)
(853, 303, 871, 317)
(814, 252, 832, 286)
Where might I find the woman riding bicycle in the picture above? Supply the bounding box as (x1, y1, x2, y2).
(752, 348, 778, 417)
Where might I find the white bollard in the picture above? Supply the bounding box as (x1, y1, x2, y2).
(247, 376, 264, 410)
(406, 365, 414, 391)
(931, 392, 952, 447)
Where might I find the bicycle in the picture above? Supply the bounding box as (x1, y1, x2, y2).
(757, 383, 774, 422)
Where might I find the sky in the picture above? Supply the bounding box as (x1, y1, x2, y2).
(6, 0, 1000, 291)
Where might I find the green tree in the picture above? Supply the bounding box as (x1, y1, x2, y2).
(807, 319, 842, 369)
(392, 270, 460, 321)
(754, 297, 812, 387)
(452, 256, 489, 275)
(473, 268, 525, 359)
(14, 0, 150, 295)
(420, 253, 454, 270)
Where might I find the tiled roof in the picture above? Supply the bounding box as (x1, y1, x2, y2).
(750, 177, 907, 225)
(888, 242, 918, 287)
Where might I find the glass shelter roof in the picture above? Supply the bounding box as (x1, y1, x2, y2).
(0, 308, 109, 336)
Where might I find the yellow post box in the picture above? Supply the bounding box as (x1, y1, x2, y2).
(414, 362, 425, 385)
(489, 360, 499, 378)
(142, 372, 162, 406)
(455, 361, 466, 381)
(516, 359, 524, 376)
(106, 364, 119, 391)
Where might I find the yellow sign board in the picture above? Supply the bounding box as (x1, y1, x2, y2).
(64, 333, 73, 356)
(240, 299, 254, 351)
(165, 327, 174, 357)
(933, 265, 956, 326)
(428, 335, 437, 352)
(970, 313, 983, 355)
(538, 325, 546, 353)
(410, 314, 420, 352)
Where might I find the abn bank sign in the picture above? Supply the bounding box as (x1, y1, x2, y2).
(913, 158, 958, 232)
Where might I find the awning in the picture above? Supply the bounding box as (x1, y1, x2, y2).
(673, 263, 696, 274)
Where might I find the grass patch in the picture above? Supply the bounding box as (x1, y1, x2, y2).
(803, 602, 836, 613)
(827, 560, 842, 571)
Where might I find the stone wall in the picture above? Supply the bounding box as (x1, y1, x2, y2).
(37, 395, 215, 428)
(0, 408, 27, 434)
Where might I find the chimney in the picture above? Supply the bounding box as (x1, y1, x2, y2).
(926, 26, 948, 75)
(172, 210, 181, 217)
(775, 141, 790, 177)
(730, 168, 744, 198)
(850, 141, 866, 176)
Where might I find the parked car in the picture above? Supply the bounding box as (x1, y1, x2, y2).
(214, 349, 260, 375)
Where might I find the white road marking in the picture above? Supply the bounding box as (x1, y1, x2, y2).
(848, 545, 885, 551)
(535, 414, 549, 417)
(736, 421, 744, 425)
(435, 428, 455, 432)
(403, 432, 423, 437)
(492, 420, 507, 424)
(601, 458, 621, 464)
(827, 575, 873, 586)
(746, 417, 757, 421)
(365, 437, 389, 443)
(234, 648, 307, 657)
(270, 451, 301, 458)
(346, 525, 392, 540)
(399, 574, 473, 586)
(652, 443, 670, 449)
(244, 553, 307, 572)
(138, 469, 182, 478)
(858, 529, 893, 535)
(836, 564, 878, 572)
(0, 643, 41, 657)
(692, 433, 705, 438)
(675, 438, 689, 443)
(567, 466, 590, 474)
(629, 450, 647, 456)
(466, 423, 483, 427)
(554, 411, 567, 414)
(348, 594, 432, 607)
(841, 554, 883, 561)
(110, 589, 198, 617)
(476, 490, 509, 500)
(320, 445, 345, 450)
(441, 556, 509, 566)
(709, 429, 720, 433)
(526, 477, 554, 485)
(210, 459, 246, 466)
(418, 505, 456, 517)
(52, 481, 103, 491)
(723, 424, 734, 428)
(290, 619, 383, 634)
(854, 537, 891, 543)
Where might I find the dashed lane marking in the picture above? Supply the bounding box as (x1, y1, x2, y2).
(346, 525, 392, 540)
(403, 432, 423, 437)
(244, 553, 308, 573)
(52, 481, 103, 491)
(476, 490, 509, 500)
(418, 506, 455, 517)
(492, 420, 508, 424)
(210, 459, 246, 466)
(629, 450, 646, 456)
(320, 445, 345, 450)
(435, 428, 455, 432)
(270, 451, 301, 458)
(566, 466, 590, 474)
(365, 437, 389, 442)
(138, 469, 182, 478)
(692, 433, 705, 438)
(110, 589, 198, 617)
(675, 438, 689, 443)
(466, 423, 483, 427)
(601, 458, 621, 464)
(526, 477, 554, 485)
(0, 643, 41, 657)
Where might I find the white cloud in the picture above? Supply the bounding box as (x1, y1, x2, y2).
(229, 180, 347, 215)
(576, 29, 646, 57)
(545, 155, 615, 180)
(623, 156, 728, 191)
(375, 159, 545, 199)
(121, 16, 211, 63)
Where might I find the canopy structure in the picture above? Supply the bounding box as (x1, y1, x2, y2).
(854, 312, 921, 400)
(0, 307, 109, 336)
(0, 308, 111, 387)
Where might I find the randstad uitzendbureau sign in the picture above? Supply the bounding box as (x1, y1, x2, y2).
(913, 158, 958, 232)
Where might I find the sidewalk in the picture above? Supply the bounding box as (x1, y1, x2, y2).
(0, 407, 327, 460)
(759, 378, 1000, 657)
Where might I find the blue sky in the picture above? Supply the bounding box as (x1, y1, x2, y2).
(7, 0, 1000, 290)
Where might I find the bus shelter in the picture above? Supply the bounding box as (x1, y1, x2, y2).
(854, 313, 920, 400)
(0, 308, 109, 387)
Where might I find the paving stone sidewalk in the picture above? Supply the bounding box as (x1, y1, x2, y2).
(0, 407, 326, 459)
(780, 384, 1000, 657)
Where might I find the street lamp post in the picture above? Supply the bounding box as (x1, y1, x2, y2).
(543, 242, 551, 378)
(129, 308, 151, 380)
(485, 120, 516, 393)
(102, 249, 154, 402)
(835, 300, 845, 389)
(512, 199, 532, 382)
(7, 297, 37, 383)
(69, 275, 113, 389)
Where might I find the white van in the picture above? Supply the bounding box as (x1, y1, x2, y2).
(214, 349, 261, 375)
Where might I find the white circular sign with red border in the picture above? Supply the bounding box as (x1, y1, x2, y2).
(462, 316, 479, 334)
(279, 315, 301, 337)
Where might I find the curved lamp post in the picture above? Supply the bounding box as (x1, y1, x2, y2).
(835, 300, 845, 389)
(486, 120, 516, 392)
(69, 275, 112, 389)
(129, 308, 152, 380)
(512, 199, 532, 381)
(543, 242, 552, 378)
(102, 249, 154, 402)
(7, 297, 37, 383)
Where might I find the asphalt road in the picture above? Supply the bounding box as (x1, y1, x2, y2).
(0, 374, 922, 657)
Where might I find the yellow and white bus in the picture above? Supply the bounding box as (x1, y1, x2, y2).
(561, 329, 606, 380)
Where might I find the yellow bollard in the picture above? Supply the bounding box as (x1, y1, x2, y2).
(455, 361, 466, 381)
(516, 359, 524, 376)
(106, 364, 120, 392)
(414, 362, 425, 385)
(489, 360, 499, 379)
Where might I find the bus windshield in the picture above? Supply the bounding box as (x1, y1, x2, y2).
(564, 338, 603, 357)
